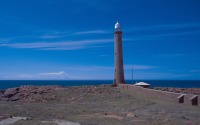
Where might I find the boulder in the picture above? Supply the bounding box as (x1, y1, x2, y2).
(0, 90, 5, 94)
(3, 88, 19, 98)
(0, 114, 12, 120)
(127, 113, 136, 118)
(0, 90, 5, 99)
(10, 96, 20, 101)
(0, 86, 64, 102)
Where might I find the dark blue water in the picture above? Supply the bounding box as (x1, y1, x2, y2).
(0, 80, 200, 89)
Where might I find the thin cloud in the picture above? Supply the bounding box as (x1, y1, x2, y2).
(38, 30, 110, 39)
(126, 22, 200, 32)
(68, 0, 114, 12)
(124, 22, 200, 40)
(152, 22, 200, 30)
(123, 30, 200, 41)
(190, 70, 200, 73)
(64, 65, 113, 71)
(63, 64, 157, 71)
(17, 74, 34, 79)
(38, 31, 69, 39)
(157, 53, 192, 58)
(0, 38, 12, 42)
(124, 64, 157, 70)
(99, 55, 107, 57)
(39, 34, 61, 39)
(39, 71, 65, 76)
(0, 39, 113, 50)
(130, 72, 192, 80)
(0, 71, 77, 80)
(149, 30, 200, 38)
(41, 46, 84, 50)
(123, 30, 200, 42)
(75, 30, 109, 35)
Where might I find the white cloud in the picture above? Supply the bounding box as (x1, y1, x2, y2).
(17, 74, 34, 79)
(0, 71, 79, 80)
(39, 71, 65, 76)
(37, 71, 80, 79)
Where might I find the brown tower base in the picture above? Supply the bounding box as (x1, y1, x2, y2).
(111, 83, 118, 87)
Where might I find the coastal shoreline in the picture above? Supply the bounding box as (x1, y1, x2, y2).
(0, 80, 200, 90)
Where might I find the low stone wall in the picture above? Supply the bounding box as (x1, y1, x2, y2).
(119, 84, 199, 106)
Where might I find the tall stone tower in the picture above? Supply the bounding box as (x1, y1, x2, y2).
(113, 21, 125, 86)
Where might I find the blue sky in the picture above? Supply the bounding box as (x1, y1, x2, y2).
(0, 0, 200, 80)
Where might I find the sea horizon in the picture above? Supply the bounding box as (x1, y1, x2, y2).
(0, 80, 200, 89)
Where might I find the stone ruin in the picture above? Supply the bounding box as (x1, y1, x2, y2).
(119, 84, 199, 106)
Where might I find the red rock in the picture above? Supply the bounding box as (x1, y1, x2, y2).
(3, 87, 19, 98)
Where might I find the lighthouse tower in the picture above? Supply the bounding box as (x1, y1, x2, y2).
(113, 21, 125, 86)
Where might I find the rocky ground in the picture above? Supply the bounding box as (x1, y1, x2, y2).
(0, 85, 63, 102)
(0, 85, 200, 125)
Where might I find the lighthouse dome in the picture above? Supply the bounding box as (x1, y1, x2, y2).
(115, 21, 121, 32)
(115, 21, 120, 29)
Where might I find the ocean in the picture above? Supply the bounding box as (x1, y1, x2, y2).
(0, 80, 200, 89)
